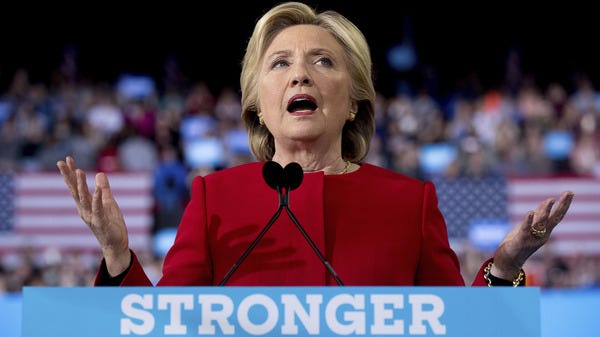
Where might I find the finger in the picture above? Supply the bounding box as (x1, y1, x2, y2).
(533, 197, 555, 226)
(523, 211, 535, 230)
(96, 172, 114, 201)
(57, 160, 79, 200)
(521, 212, 534, 234)
(76, 169, 92, 215)
(57, 161, 66, 176)
(92, 175, 104, 226)
(549, 190, 575, 226)
(66, 156, 77, 171)
(56, 159, 67, 173)
(527, 198, 554, 240)
(57, 157, 76, 182)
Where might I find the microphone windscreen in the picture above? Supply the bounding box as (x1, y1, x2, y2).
(262, 161, 285, 190)
(284, 162, 303, 191)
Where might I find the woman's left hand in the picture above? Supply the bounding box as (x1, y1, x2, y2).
(491, 190, 575, 280)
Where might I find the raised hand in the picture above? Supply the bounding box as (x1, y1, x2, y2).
(492, 190, 575, 280)
(57, 156, 131, 276)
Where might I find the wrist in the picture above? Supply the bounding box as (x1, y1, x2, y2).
(103, 248, 132, 277)
(490, 263, 521, 280)
(483, 261, 525, 287)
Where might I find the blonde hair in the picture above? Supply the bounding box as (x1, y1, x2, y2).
(240, 1, 376, 162)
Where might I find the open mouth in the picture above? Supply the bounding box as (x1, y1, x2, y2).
(287, 97, 318, 112)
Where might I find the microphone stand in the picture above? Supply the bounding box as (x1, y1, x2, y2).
(284, 204, 344, 285)
(218, 184, 344, 286)
(217, 189, 284, 286)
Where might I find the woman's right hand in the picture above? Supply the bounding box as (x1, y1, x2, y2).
(57, 156, 131, 276)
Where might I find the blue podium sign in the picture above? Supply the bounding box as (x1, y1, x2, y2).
(22, 286, 540, 336)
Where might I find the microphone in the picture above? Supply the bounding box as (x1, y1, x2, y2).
(283, 162, 303, 191)
(218, 161, 344, 286)
(262, 160, 285, 190)
(262, 160, 300, 206)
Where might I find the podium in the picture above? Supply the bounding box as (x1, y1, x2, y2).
(22, 286, 540, 336)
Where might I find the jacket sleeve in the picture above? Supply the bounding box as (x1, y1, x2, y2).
(94, 250, 153, 286)
(472, 258, 493, 286)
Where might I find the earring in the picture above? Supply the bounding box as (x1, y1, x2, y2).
(348, 111, 356, 122)
(258, 113, 265, 125)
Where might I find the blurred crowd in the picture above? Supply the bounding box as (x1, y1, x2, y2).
(1, 46, 599, 294)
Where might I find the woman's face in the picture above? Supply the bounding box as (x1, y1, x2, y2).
(258, 24, 354, 150)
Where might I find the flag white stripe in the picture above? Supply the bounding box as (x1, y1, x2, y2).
(0, 234, 150, 251)
(16, 173, 152, 190)
(549, 241, 600, 255)
(15, 215, 151, 228)
(15, 196, 153, 209)
(509, 201, 600, 215)
(509, 179, 600, 195)
(552, 221, 600, 235)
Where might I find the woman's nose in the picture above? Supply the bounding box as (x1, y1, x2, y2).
(292, 76, 310, 85)
(291, 64, 312, 86)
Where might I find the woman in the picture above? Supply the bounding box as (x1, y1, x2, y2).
(57, 2, 573, 286)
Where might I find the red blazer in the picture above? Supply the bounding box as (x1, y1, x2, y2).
(97, 162, 490, 286)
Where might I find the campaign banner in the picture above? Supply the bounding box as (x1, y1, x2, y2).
(22, 286, 540, 337)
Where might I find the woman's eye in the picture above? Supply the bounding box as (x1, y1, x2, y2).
(272, 59, 289, 68)
(317, 57, 333, 67)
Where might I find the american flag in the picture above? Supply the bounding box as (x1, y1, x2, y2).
(0, 171, 153, 254)
(435, 175, 600, 256)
